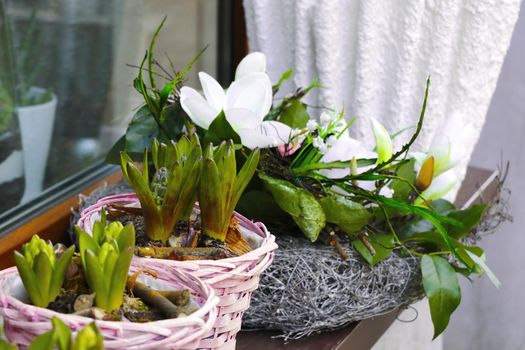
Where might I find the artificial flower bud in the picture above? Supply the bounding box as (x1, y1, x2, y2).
(370, 118, 393, 165)
(416, 156, 435, 191)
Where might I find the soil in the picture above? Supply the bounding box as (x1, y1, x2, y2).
(46, 255, 192, 322)
(113, 209, 251, 260)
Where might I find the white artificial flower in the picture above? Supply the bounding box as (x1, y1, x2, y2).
(413, 114, 476, 177)
(320, 132, 376, 179)
(326, 135, 338, 147)
(415, 169, 458, 205)
(180, 52, 293, 149)
(320, 112, 332, 127)
(306, 119, 318, 132)
(312, 136, 328, 154)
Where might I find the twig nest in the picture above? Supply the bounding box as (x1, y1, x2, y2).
(242, 234, 424, 340)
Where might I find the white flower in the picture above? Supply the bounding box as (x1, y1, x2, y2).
(306, 119, 318, 132)
(320, 132, 376, 179)
(415, 170, 458, 205)
(180, 52, 293, 149)
(413, 114, 476, 176)
(320, 112, 332, 127)
(312, 136, 328, 154)
(326, 135, 338, 147)
(412, 114, 475, 202)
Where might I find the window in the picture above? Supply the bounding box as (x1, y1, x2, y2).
(0, 0, 230, 230)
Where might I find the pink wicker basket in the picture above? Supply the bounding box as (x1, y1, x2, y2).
(77, 193, 278, 350)
(0, 261, 218, 349)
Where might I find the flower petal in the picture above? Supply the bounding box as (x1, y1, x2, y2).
(320, 135, 375, 179)
(236, 128, 281, 149)
(224, 108, 261, 131)
(259, 121, 293, 144)
(180, 86, 218, 129)
(235, 52, 267, 80)
(226, 73, 272, 121)
(415, 170, 457, 205)
(371, 118, 393, 164)
(198, 72, 225, 113)
(322, 134, 375, 163)
(236, 121, 292, 149)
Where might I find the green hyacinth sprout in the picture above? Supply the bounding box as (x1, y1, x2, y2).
(120, 135, 203, 242)
(14, 235, 74, 308)
(77, 219, 135, 312)
(199, 141, 260, 241)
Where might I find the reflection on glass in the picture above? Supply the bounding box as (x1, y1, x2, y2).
(0, 0, 218, 216)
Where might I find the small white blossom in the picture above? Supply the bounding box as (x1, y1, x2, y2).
(312, 136, 328, 154)
(326, 135, 338, 147)
(306, 119, 318, 132)
(320, 112, 332, 127)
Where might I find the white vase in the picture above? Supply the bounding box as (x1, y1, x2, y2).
(16, 87, 57, 203)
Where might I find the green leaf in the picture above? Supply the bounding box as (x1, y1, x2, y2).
(464, 249, 501, 288)
(203, 111, 241, 145)
(72, 322, 104, 350)
(421, 255, 461, 339)
(85, 250, 108, 310)
(108, 247, 133, 311)
(260, 174, 326, 241)
(428, 199, 456, 214)
(49, 246, 74, 302)
(388, 159, 416, 201)
(29, 332, 54, 350)
(0, 339, 18, 350)
(125, 105, 159, 153)
(34, 252, 52, 304)
(77, 229, 99, 271)
(14, 252, 44, 307)
(447, 204, 487, 239)
(105, 135, 126, 164)
(319, 195, 371, 235)
(125, 105, 159, 154)
(50, 317, 72, 350)
(352, 234, 394, 266)
(273, 69, 293, 92)
(229, 149, 260, 215)
(279, 99, 310, 129)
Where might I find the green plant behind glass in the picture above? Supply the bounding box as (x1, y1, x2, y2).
(120, 134, 202, 242)
(199, 141, 260, 241)
(14, 235, 74, 308)
(77, 220, 135, 312)
(0, 0, 15, 133)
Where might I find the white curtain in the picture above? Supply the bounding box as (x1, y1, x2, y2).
(243, 0, 521, 197)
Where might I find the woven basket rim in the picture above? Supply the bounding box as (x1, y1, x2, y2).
(77, 193, 278, 266)
(0, 264, 219, 331)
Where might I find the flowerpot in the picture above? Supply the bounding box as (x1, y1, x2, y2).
(77, 193, 278, 350)
(16, 87, 57, 203)
(0, 261, 219, 349)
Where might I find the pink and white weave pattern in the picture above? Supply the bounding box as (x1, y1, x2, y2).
(0, 262, 218, 349)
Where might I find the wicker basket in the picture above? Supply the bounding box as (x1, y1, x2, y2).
(77, 193, 278, 350)
(0, 262, 218, 349)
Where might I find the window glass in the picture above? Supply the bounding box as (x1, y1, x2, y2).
(0, 0, 218, 216)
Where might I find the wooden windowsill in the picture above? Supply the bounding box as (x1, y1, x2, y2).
(0, 171, 122, 269)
